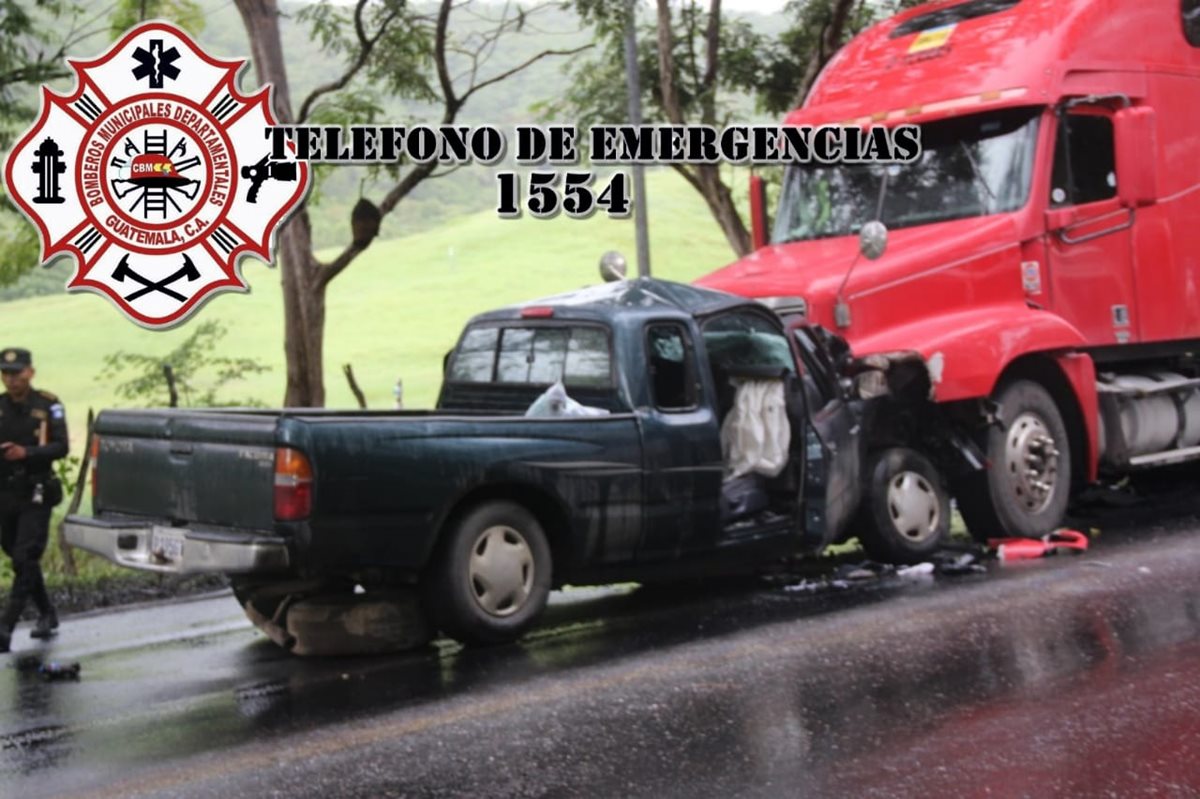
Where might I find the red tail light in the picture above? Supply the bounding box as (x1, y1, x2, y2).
(274, 447, 314, 521)
(89, 434, 100, 502)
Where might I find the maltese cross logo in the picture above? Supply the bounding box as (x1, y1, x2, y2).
(3, 22, 309, 328)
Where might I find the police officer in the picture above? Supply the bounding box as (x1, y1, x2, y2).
(0, 348, 68, 653)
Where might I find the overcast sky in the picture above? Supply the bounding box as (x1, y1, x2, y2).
(723, 0, 789, 11)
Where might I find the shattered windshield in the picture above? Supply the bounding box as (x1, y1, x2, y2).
(772, 107, 1040, 243)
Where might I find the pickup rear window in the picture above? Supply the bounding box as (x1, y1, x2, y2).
(449, 324, 613, 387)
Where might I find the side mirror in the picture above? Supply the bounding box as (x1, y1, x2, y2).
(1115, 106, 1158, 208)
(749, 174, 770, 251)
(599, 250, 627, 282)
(859, 220, 888, 260)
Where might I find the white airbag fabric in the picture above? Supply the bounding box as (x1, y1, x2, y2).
(720, 379, 790, 480)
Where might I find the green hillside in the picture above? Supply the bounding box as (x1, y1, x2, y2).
(0, 168, 743, 450)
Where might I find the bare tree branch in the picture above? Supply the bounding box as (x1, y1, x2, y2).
(793, 0, 856, 109)
(433, 0, 459, 113)
(314, 0, 586, 292)
(669, 162, 703, 194)
(702, 0, 721, 94)
(461, 43, 592, 104)
(296, 0, 401, 124)
(655, 0, 685, 126)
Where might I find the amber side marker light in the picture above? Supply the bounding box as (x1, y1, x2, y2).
(274, 447, 314, 521)
(89, 434, 100, 502)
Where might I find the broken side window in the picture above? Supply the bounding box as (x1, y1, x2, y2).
(1050, 113, 1117, 208)
(647, 323, 697, 411)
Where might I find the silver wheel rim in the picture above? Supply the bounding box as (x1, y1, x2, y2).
(468, 525, 534, 618)
(1004, 412, 1061, 514)
(886, 470, 941, 543)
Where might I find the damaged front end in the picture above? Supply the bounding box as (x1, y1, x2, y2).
(793, 327, 987, 548)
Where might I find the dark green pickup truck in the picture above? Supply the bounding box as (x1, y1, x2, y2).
(65, 278, 950, 650)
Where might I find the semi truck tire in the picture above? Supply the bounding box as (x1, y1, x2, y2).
(858, 448, 950, 563)
(423, 500, 552, 645)
(957, 379, 1071, 540)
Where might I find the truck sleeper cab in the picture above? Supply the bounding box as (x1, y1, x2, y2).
(699, 0, 1200, 542)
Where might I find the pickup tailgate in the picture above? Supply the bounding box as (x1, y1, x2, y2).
(95, 409, 279, 529)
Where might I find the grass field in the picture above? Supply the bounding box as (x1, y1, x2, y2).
(0, 169, 743, 451)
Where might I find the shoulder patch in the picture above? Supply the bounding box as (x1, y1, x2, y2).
(37, 390, 58, 402)
(50, 403, 65, 420)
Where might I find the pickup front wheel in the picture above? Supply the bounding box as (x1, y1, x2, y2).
(857, 448, 951, 564)
(424, 500, 552, 645)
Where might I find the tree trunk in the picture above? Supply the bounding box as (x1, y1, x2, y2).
(793, 0, 858, 109)
(279, 212, 325, 407)
(235, 0, 326, 407)
(698, 166, 751, 256)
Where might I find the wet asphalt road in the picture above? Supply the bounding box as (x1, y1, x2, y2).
(3, 483, 1200, 798)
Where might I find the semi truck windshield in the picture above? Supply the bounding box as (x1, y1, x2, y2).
(773, 107, 1040, 244)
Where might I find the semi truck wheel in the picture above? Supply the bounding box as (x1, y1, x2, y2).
(424, 500, 552, 645)
(957, 379, 1071, 540)
(858, 448, 950, 564)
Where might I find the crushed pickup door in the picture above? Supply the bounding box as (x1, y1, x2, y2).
(793, 327, 863, 548)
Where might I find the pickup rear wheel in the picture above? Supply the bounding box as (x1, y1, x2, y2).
(424, 500, 552, 645)
(957, 379, 1071, 540)
(857, 448, 950, 564)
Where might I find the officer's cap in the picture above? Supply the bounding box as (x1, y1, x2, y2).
(0, 348, 32, 373)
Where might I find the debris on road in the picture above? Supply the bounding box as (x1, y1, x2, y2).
(38, 662, 82, 682)
(989, 529, 1089, 562)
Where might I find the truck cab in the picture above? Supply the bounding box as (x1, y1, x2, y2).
(700, 0, 1200, 540)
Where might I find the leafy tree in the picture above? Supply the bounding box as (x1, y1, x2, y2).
(100, 321, 271, 407)
(559, 0, 925, 257)
(233, 0, 591, 406)
(109, 0, 205, 38)
(1, 0, 101, 287)
(0, 0, 205, 288)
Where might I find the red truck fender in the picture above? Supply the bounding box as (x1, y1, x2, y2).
(852, 306, 1100, 480)
(851, 305, 1084, 401)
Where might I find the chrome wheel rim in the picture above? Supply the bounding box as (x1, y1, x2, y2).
(468, 525, 534, 618)
(1005, 412, 1060, 514)
(886, 470, 941, 542)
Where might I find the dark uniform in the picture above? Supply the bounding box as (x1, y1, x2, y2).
(0, 347, 68, 652)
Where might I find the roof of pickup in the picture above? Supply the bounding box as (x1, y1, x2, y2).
(469, 278, 755, 324)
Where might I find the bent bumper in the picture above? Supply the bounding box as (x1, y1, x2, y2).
(63, 515, 291, 575)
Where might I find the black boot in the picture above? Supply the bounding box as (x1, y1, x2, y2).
(30, 608, 58, 640)
(0, 627, 10, 654)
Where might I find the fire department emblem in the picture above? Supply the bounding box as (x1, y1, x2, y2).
(3, 22, 309, 328)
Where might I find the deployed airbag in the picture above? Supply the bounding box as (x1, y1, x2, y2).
(720, 378, 790, 480)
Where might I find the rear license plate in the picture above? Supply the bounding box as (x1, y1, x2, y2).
(149, 527, 185, 563)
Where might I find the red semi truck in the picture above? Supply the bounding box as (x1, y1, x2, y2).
(698, 0, 1200, 555)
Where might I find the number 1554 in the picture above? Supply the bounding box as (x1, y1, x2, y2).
(496, 172, 631, 219)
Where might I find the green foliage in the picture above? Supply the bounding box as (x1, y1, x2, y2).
(100, 321, 271, 407)
(0, 0, 74, 146)
(757, 0, 925, 115)
(109, 0, 206, 38)
(549, 2, 769, 133)
(0, 0, 99, 288)
(54, 452, 82, 497)
(0, 200, 41, 288)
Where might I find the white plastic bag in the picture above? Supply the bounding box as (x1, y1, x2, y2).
(720, 378, 790, 480)
(525, 380, 610, 418)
